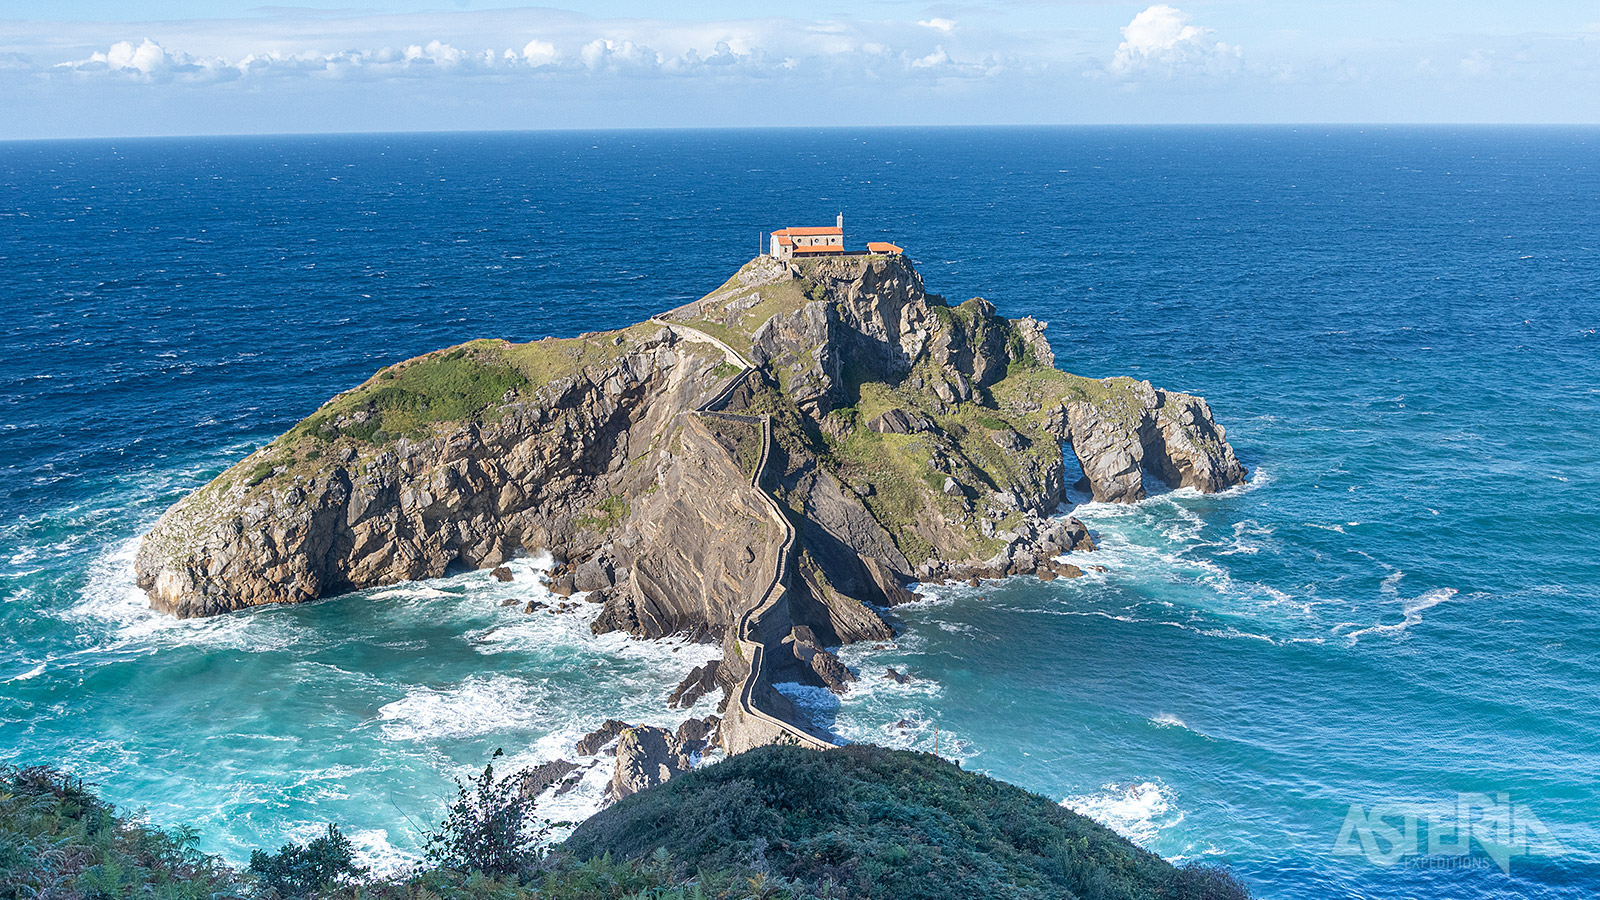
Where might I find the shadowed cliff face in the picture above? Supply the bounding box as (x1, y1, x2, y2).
(136, 255, 1245, 641)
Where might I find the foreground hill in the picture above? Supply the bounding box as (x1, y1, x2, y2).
(572, 744, 1250, 900)
(2, 748, 1251, 900)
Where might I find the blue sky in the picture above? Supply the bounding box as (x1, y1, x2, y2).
(3, 1, 1599, 138)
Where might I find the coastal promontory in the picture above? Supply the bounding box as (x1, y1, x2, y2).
(136, 252, 1245, 749)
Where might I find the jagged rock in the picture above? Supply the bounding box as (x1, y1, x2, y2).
(667, 661, 720, 710)
(867, 409, 932, 435)
(492, 566, 514, 582)
(1051, 383, 1246, 504)
(139, 254, 1238, 626)
(885, 667, 910, 684)
(518, 760, 579, 799)
(549, 571, 576, 597)
(574, 555, 614, 592)
(576, 719, 630, 756)
(608, 725, 691, 801)
(989, 428, 1025, 451)
(713, 660, 740, 715)
(524, 599, 546, 613)
(675, 715, 719, 755)
(789, 625, 857, 694)
(861, 555, 919, 607)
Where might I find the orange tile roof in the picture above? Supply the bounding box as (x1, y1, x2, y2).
(866, 241, 903, 254)
(783, 226, 843, 236)
(775, 234, 794, 246)
(792, 245, 844, 254)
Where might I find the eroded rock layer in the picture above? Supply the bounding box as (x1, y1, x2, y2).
(138, 254, 1247, 747)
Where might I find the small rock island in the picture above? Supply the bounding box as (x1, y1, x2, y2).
(136, 252, 1245, 755)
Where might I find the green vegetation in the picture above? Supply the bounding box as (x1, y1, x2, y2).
(212, 323, 708, 500)
(0, 762, 818, 900)
(245, 459, 278, 487)
(275, 325, 669, 455)
(282, 342, 530, 448)
(568, 745, 1251, 900)
(426, 753, 546, 877)
(250, 825, 363, 898)
(1, 744, 1250, 900)
(0, 764, 235, 900)
(701, 415, 764, 481)
(672, 262, 815, 359)
(989, 367, 1148, 430)
(575, 495, 630, 534)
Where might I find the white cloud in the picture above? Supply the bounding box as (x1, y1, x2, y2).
(521, 39, 558, 67)
(57, 38, 234, 79)
(578, 38, 658, 73)
(918, 18, 956, 33)
(1107, 5, 1241, 78)
(403, 40, 465, 66)
(911, 45, 951, 69)
(44, 16, 1011, 86)
(1459, 49, 1494, 77)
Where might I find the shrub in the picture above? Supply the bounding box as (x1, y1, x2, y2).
(249, 824, 364, 898)
(425, 752, 549, 878)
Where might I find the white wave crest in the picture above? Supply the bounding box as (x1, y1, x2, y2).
(1341, 587, 1459, 643)
(377, 674, 551, 741)
(1063, 780, 1184, 849)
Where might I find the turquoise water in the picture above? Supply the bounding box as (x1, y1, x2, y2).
(3, 128, 1598, 898)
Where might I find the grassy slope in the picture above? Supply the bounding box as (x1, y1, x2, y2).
(671, 259, 1155, 568)
(3, 756, 1251, 900)
(566, 744, 1249, 900)
(193, 324, 681, 501)
(671, 260, 816, 359)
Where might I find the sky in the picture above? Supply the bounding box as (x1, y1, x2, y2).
(3, 1, 1600, 138)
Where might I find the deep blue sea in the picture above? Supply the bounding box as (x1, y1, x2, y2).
(3, 127, 1598, 899)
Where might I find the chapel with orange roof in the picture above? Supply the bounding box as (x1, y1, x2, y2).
(768, 215, 902, 261)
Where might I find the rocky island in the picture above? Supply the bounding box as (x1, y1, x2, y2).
(136, 253, 1245, 758)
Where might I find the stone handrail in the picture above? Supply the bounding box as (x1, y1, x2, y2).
(727, 414, 834, 751)
(668, 317, 836, 752)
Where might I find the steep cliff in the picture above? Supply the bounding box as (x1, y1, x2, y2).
(136, 253, 1246, 746)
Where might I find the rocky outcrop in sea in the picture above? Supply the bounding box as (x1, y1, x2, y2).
(135, 253, 1246, 774)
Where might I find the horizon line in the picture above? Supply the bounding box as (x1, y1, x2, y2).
(7, 121, 1600, 144)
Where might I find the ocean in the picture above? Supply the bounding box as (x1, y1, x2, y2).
(2, 127, 1597, 899)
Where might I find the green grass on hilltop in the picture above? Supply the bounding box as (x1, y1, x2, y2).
(567, 744, 1252, 900)
(2, 748, 1251, 900)
(282, 330, 653, 449)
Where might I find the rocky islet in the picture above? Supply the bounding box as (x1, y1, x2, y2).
(134, 252, 1246, 798)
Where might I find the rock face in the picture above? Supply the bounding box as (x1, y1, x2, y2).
(788, 625, 857, 694)
(137, 252, 1246, 754)
(667, 661, 720, 710)
(608, 725, 693, 801)
(135, 326, 723, 618)
(1052, 383, 1247, 504)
